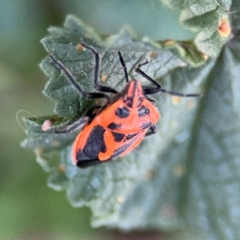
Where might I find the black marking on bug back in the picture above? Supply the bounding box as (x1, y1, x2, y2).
(138, 105, 150, 117)
(125, 132, 138, 141)
(115, 106, 130, 118)
(141, 122, 152, 129)
(112, 132, 125, 142)
(77, 125, 106, 160)
(77, 159, 101, 168)
(107, 122, 121, 130)
(125, 97, 133, 108)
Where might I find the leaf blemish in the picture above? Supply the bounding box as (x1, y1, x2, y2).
(116, 196, 124, 204)
(161, 204, 178, 219)
(101, 75, 107, 82)
(173, 164, 186, 177)
(171, 96, 182, 105)
(58, 164, 65, 173)
(76, 44, 84, 52)
(187, 100, 196, 110)
(218, 18, 231, 38)
(42, 119, 52, 131)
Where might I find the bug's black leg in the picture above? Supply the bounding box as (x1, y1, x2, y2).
(117, 52, 129, 83)
(145, 125, 157, 138)
(49, 55, 111, 103)
(146, 96, 156, 106)
(137, 59, 149, 69)
(80, 42, 118, 94)
(136, 60, 162, 89)
(54, 116, 89, 134)
(53, 105, 102, 134)
(135, 62, 202, 97)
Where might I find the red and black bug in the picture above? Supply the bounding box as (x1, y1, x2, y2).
(49, 42, 201, 168)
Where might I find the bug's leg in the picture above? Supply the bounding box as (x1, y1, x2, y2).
(54, 117, 89, 134)
(53, 105, 101, 134)
(145, 125, 157, 138)
(145, 96, 156, 106)
(80, 42, 118, 94)
(117, 52, 129, 83)
(136, 59, 161, 89)
(135, 61, 202, 97)
(49, 55, 111, 103)
(137, 59, 149, 69)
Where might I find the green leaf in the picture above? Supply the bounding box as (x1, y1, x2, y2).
(20, 116, 75, 152)
(161, 0, 233, 57)
(22, 5, 240, 239)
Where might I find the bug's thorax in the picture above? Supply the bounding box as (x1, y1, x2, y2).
(121, 79, 145, 108)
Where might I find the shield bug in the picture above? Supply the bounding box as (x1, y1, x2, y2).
(49, 43, 201, 168)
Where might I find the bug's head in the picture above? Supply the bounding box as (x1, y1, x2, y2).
(121, 79, 145, 108)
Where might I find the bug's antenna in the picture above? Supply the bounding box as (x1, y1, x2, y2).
(147, 88, 202, 97)
(118, 52, 129, 83)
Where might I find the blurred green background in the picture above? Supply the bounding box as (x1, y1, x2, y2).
(0, 0, 193, 239)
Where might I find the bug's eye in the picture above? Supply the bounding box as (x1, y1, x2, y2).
(138, 105, 150, 117)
